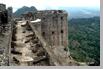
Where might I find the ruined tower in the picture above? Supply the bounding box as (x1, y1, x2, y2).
(0, 3, 8, 24)
(40, 10, 68, 49)
(0, 3, 6, 11)
(7, 7, 13, 21)
(0, 3, 6, 24)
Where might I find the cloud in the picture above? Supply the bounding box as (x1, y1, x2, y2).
(0, 0, 100, 12)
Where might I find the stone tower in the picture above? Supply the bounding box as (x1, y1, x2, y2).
(0, 3, 6, 11)
(40, 10, 68, 49)
(0, 3, 7, 24)
(7, 7, 13, 21)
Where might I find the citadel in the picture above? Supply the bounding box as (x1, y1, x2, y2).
(0, 3, 78, 66)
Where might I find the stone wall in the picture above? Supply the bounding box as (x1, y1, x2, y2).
(0, 3, 12, 66)
(37, 10, 69, 49)
(7, 7, 13, 22)
(0, 4, 6, 11)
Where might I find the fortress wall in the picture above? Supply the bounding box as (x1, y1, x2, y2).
(39, 10, 68, 48)
(58, 13, 68, 48)
(0, 3, 13, 65)
(31, 22, 41, 34)
(41, 15, 50, 45)
(7, 7, 13, 22)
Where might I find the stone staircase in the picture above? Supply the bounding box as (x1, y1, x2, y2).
(10, 21, 50, 66)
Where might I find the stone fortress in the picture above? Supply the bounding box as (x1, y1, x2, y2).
(0, 3, 79, 66)
(23, 10, 68, 50)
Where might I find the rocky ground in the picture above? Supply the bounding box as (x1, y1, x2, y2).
(10, 21, 50, 66)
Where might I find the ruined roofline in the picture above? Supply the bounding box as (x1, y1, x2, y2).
(37, 9, 66, 12)
(37, 10, 67, 14)
(21, 10, 68, 16)
(0, 3, 6, 8)
(7, 7, 13, 9)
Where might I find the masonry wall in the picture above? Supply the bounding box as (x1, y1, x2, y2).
(0, 3, 12, 66)
(7, 7, 13, 22)
(31, 21, 41, 34)
(40, 10, 68, 49)
(0, 4, 6, 11)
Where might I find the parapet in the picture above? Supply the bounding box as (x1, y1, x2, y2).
(37, 10, 67, 14)
(35, 10, 68, 19)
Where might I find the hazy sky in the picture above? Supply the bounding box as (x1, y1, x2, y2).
(0, 0, 100, 12)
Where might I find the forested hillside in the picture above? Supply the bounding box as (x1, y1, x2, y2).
(68, 17, 100, 65)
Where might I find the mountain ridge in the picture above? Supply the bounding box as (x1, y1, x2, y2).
(14, 6, 37, 17)
(14, 6, 100, 18)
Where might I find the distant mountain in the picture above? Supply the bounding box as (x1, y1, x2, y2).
(14, 6, 100, 18)
(59, 7, 100, 19)
(14, 6, 37, 17)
